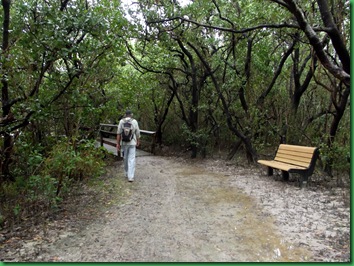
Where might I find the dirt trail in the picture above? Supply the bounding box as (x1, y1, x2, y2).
(4, 154, 350, 262)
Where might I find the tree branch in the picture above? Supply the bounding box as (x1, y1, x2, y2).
(278, 0, 349, 86)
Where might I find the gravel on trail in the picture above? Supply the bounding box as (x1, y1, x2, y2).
(0, 153, 350, 262)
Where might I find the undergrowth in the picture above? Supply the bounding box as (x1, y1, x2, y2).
(0, 140, 109, 231)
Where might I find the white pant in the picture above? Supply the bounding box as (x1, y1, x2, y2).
(122, 145, 136, 180)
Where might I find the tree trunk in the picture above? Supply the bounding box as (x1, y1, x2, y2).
(291, 48, 317, 113)
(177, 39, 200, 158)
(227, 139, 242, 160)
(1, 0, 13, 182)
(189, 38, 258, 162)
(324, 85, 350, 175)
(153, 87, 175, 145)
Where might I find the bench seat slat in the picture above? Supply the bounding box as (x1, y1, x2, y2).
(257, 160, 307, 171)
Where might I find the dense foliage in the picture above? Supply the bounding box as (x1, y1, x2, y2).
(0, 0, 350, 228)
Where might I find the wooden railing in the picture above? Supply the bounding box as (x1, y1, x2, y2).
(99, 123, 156, 154)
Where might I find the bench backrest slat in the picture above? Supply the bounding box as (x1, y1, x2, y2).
(274, 144, 318, 168)
(277, 144, 317, 153)
(274, 157, 310, 168)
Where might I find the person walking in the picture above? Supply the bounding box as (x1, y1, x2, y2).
(116, 110, 140, 182)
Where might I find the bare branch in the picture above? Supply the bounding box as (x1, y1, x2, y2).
(148, 16, 301, 34)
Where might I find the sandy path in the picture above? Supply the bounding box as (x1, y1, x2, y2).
(9, 154, 349, 262)
(30, 155, 313, 262)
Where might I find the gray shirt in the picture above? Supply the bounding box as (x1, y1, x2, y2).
(117, 117, 140, 146)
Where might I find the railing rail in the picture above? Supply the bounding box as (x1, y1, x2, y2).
(99, 123, 156, 154)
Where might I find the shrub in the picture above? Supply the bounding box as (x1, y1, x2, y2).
(0, 139, 107, 230)
(319, 142, 350, 173)
(43, 139, 106, 195)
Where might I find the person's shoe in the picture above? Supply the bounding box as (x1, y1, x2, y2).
(128, 179, 134, 182)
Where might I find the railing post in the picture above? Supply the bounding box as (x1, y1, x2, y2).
(150, 133, 156, 154)
(99, 125, 104, 147)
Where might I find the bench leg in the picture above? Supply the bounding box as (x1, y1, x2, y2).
(282, 171, 289, 181)
(300, 181, 307, 188)
(267, 167, 273, 176)
(299, 174, 309, 188)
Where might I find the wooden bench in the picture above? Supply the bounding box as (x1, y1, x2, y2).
(257, 144, 319, 187)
